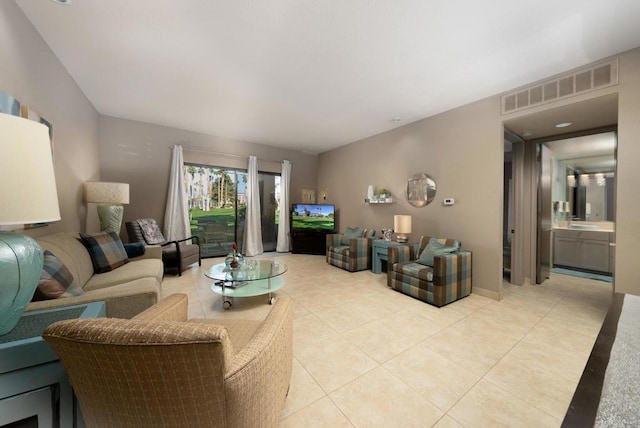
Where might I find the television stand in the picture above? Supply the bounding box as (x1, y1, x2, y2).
(291, 230, 332, 255)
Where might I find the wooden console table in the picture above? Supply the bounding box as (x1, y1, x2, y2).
(0, 302, 105, 428)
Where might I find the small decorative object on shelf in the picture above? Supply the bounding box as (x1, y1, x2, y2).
(225, 242, 244, 269)
(365, 197, 394, 204)
(365, 186, 394, 204)
(381, 229, 394, 241)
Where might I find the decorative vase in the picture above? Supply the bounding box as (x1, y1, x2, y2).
(225, 253, 234, 268)
(225, 252, 244, 269)
(367, 185, 374, 201)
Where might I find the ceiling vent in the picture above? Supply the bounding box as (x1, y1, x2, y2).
(501, 58, 618, 115)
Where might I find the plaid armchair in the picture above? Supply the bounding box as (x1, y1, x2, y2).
(326, 228, 376, 272)
(387, 235, 472, 307)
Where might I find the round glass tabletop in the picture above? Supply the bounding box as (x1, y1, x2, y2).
(206, 260, 287, 304)
(205, 259, 288, 282)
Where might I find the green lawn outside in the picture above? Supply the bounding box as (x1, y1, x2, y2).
(189, 207, 280, 228)
(190, 207, 238, 227)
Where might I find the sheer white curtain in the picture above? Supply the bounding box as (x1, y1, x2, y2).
(276, 160, 291, 252)
(163, 145, 190, 240)
(244, 155, 263, 256)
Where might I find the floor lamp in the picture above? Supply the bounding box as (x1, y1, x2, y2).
(0, 113, 61, 335)
(84, 182, 130, 233)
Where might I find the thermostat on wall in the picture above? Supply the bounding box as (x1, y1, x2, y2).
(443, 198, 455, 206)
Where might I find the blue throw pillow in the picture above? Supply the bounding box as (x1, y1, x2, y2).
(416, 239, 458, 266)
(124, 242, 146, 258)
(341, 227, 365, 245)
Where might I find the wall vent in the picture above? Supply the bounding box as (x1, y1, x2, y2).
(501, 58, 618, 115)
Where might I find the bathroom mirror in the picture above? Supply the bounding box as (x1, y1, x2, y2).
(407, 172, 436, 207)
(546, 131, 616, 227)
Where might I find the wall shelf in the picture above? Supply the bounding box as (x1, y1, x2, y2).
(365, 198, 394, 204)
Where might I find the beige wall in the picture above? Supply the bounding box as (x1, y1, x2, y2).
(0, 2, 100, 236)
(319, 47, 640, 299)
(97, 115, 318, 235)
(318, 98, 504, 299)
(614, 49, 640, 295)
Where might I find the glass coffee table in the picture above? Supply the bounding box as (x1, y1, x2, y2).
(205, 260, 287, 309)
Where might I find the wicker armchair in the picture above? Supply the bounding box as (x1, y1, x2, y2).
(126, 218, 201, 276)
(387, 235, 472, 307)
(43, 294, 293, 428)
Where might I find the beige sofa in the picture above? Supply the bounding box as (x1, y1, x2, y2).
(26, 232, 163, 319)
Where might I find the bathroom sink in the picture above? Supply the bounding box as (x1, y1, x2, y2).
(569, 224, 600, 230)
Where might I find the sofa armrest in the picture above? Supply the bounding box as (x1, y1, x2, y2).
(348, 237, 372, 256)
(388, 245, 415, 266)
(326, 234, 342, 262)
(130, 245, 162, 261)
(26, 279, 160, 319)
(175, 235, 200, 246)
(432, 250, 472, 286)
(161, 235, 200, 249)
(133, 293, 188, 322)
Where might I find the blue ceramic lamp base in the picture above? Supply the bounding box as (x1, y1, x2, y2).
(0, 231, 43, 335)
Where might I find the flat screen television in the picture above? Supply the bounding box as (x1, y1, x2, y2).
(291, 203, 335, 232)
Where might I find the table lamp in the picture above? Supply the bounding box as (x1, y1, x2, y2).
(84, 181, 130, 233)
(0, 113, 61, 335)
(394, 215, 412, 243)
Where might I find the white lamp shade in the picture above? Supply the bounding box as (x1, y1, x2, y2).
(0, 113, 60, 225)
(84, 182, 130, 204)
(394, 215, 412, 233)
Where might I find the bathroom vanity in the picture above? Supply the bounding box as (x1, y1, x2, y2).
(554, 226, 614, 273)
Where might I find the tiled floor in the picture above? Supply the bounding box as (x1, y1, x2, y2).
(162, 254, 613, 427)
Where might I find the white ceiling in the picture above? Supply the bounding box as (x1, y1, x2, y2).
(16, 0, 640, 154)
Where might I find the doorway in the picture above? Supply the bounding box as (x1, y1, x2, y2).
(502, 94, 618, 287)
(540, 131, 616, 283)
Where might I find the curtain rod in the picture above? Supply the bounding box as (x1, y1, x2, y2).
(171, 145, 290, 164)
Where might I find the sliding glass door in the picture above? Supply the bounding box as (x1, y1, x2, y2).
(184, 163, 280, 257)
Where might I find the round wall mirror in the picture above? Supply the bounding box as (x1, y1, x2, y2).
(407, 173, 436, 207)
